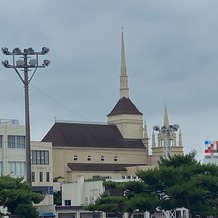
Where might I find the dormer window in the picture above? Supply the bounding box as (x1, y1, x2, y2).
(73, 155, 78, 161)
(114, 156, 118, 161)
(101, 156, 104, 161)
(87, 155, 91, 161)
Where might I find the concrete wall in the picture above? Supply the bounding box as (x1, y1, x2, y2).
(62, 176, 104, 206)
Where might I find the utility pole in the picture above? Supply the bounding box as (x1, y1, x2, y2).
(1, 47, 50, 184)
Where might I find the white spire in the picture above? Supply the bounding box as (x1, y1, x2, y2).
(143, 121, 148, 138)
(120, 30, 129, 98)
(164, 103, 169, 127)
(179, 129, 183, 147)
(152, 131, 156, 148)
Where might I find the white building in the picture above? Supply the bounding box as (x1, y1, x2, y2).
(62, 176, 104, 207)
(0, 119, 55, 215)
(31, 141, 55, 214)
(57, 176, 150, 218)
(57, 176, 189, 218)
(0, 119, 26, 178)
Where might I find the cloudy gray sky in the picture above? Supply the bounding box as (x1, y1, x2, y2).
(1, 0, 218, 161)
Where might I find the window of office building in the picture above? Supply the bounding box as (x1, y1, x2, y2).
(8, 135, 25, 148)
(9, 162, 25, 176)
(31, 150, 49, 165)
(32, 172, 35, 182)
(46, 172, 50, 182)
(39, 172, 43, 182)
(0, 161, 2, 176)
(0, 135, 3, 148)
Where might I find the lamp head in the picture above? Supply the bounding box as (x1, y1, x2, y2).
(1, 60, 9, 67)
(16, 59, 25, 67)
(153, 125, 160, 131)
(43, 59, 50, 67)
(41, 47, 49, 54)
(1, 47, 9, 55)
(161, 126, 167, 132)
(27, 47, 34, 54)
(23, 48, 28, 54)
(29, 59, 37, 67)
(173, 124, 179, 131)
(13, 47, 21, 54)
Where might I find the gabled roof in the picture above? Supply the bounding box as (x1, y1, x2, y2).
(67, 163, 146, 171)
(107, 97, 143, 116)
(42, 122, 145, 149)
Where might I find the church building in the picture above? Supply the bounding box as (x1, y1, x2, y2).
(42, 31, 183, 182)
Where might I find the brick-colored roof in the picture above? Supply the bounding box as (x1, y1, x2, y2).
(67, 163, 145, 171)
(107, 97, 143, 116)
(42, 122, 145, 149)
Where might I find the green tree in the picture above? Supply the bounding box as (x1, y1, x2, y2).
(0, 176, 44, 218)
(53, 191, 62, 205)
(86, 152, 218, 218)
(86, 182, 159, 217)
(86, 194, 125, 218)
(137, 152, 218, 218)
(124, 194, 158, 216)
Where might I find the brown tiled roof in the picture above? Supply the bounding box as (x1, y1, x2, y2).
(42, 122, 145, 149)
(67, 163, 145, 171)
(107, 97, 143, 116)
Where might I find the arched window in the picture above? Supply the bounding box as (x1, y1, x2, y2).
(73, 155, 78, 161)
(101, 156, 104, 161)
(114, 156, 118, 161)
(87, 155, 91, 161)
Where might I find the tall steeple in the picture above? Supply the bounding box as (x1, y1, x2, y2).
(108, 31, 142, 117)
(108, 30, 143, 139)
(120, 30, 129, 98)
(164, 103, 169, 127)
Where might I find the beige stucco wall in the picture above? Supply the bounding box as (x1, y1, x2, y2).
(67, 170, 124, 182)
(125, 165, 155, 175)
(52, 146, 148, 181)
(108, 114, 143, 139)
(31, 141, 54, 208)
(150, 146, 183, 166)
(31, 141, 53, 188)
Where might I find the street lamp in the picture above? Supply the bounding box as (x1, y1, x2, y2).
(1, 47, 50, 184)
(153, 124, 179, 158)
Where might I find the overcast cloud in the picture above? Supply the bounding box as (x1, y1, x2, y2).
(1, 0, 218, 161)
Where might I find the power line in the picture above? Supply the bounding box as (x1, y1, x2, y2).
(31, 84, 91, 121)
